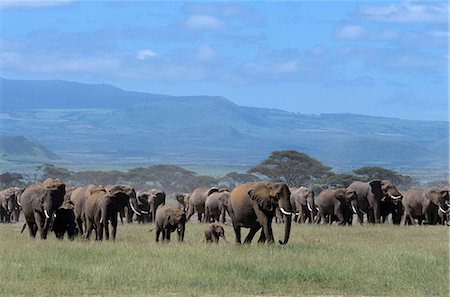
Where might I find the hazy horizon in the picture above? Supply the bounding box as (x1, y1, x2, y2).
(1, 1, 448, 121)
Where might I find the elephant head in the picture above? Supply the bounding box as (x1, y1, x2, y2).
(108, 185, 144, 216)
(41, 178, 65, 219)
(371, 180, 402, 203)
(298, 186, 315, 212)
(175, 193, 190, 212)
(335, 188, 357, 204)
(211, 223, 227, 242)
(426, 188, 450, 214)
(249, 182, 293, 245)
(138, 189, 166, 221)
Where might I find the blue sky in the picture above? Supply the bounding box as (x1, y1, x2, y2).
(0, 1, 448, 121)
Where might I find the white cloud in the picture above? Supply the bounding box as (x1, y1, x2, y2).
(136, 49, 158, 60)
(334, 25, 366, 40)
(184, 14, 226, 30)
(359, 2, 449, 23)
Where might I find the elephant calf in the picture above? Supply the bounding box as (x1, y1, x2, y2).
(155, 205, 186, 242)
(52, 200, 77, 240)
(204, 223, 227, 244)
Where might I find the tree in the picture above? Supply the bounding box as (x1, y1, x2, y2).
(39, 164, 73, 181)
(218, 172, 260, 188)
(248, 150, 332, 187)
(318, 173, 364, 189)
(0, 172, 25, 187)
(353, 166, 414, 189)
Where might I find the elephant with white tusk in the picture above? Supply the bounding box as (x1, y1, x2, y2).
(227, 182, 293, 245)
(348, 180, 402, 224)
(20, 178, 65, 239)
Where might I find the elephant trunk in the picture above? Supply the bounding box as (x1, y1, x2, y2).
(279, 214, 292, 245)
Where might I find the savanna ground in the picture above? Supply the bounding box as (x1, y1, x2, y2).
(0, 222, 448, 297)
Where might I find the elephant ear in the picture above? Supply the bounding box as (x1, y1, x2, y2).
(334, 189, 346, 202)
(369, 180, 383, 197)
(270, 183, 291, 201)
(248, 186, 273, 212)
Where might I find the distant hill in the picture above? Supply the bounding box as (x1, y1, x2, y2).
(0, 135, 58, 163)
(0, 78, 448, 176)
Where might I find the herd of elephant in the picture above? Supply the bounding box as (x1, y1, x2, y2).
(0, 178, 449, 245)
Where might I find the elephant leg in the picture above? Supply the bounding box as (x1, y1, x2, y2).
(97, 221, 104, 241)
(243, 225, 261, 244)
(166, 229, 171, 242)
(104, 219, 110, 240)
(220, 207, 226, 224)
(85, 216, 95, 240)
(257, 230, 266, 244)
(156, 228, 161, 242)
(314, 211, 322, 224)
(76, 216, 84, 235)
(373, 203, 380, 224)
(111, 214, 118, 241)
(34, 212, 48, 240)
(27, 220, 37, 238)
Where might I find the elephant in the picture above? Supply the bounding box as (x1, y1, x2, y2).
(227, 182, 295, 245)
(0, 187, 23, 223)
(314, 188, 356, 225)
(175, 193, 190, 211)
(84, 185, 133, 241)
(71, 184, 143, 232)
(154, 205, 186, 242)
(186, 187, 219, 222)
(290, 187, 315, 224)
(19, 178, 65, 239)
(348, 180, 402, 224)
(204, 223, 227, 243)
(401, 188, 449, 225)
(204, 189, 229, 223)
(70, 184, 99, 234)
(135, 188, 166, 223)
(52, 199, 77, 240)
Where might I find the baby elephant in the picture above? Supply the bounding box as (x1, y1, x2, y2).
(204, 223, 227, 244)
(155, 205, 186, 242)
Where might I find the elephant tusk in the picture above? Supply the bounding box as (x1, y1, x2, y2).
(279, 207, 293, 216)
(44, 209, 50, 219)
(307, 202, 313, 212)
(16, 198, 22, 207)
(351, 205, 358, 214)
(390, 195, 402, 200)
(438, 206, 450, 214)
(315, 205, 319, 211)
(129, 202, 142, 216)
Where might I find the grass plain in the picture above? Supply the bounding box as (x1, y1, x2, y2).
(0, 222, 448, 297)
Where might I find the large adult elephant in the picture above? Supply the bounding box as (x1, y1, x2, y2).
(401, 188, 449, 225)
(154, 205, 186, 242)
(227, 182, 295, 245)
(84, 185, 132, 241)
(20, 178, 65, 239)
(135, 188, 166, 223)
(204, 189, 229, 223)
(186, 187, 219, 222)
(290, 187, 315, 224)
(314, 188, 356, 225)
(348, 180, 402, 224)
(0, 187, 23, 223)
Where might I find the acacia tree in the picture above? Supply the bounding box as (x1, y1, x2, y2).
(248, 150, 332, 187)
(353, 166, 414, 189)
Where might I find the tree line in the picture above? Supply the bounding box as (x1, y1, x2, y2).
(0, 150, 440, 194)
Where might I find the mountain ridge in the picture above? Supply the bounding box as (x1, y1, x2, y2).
(0, 78, 448, 173)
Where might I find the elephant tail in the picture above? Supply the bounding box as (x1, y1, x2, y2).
(148, 228, 155, 232)
(20, 223, 27, 233)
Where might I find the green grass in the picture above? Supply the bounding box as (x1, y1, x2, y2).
(0, 223, 448, 296)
